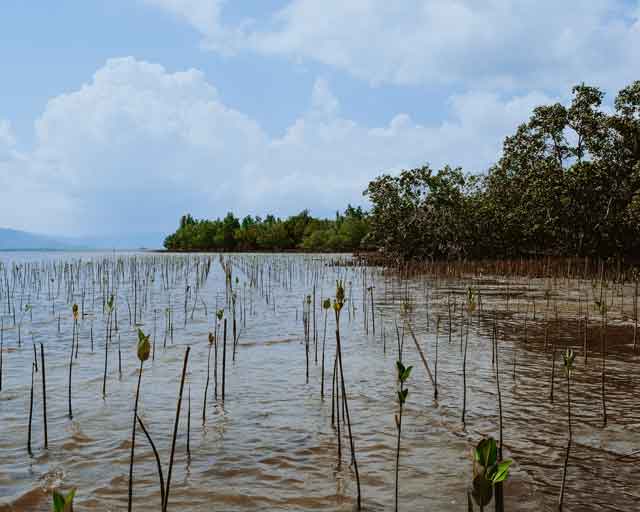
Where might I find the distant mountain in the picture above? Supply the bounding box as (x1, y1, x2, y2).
(0, 228, 165, 251)
(68, 232, 166, 250)
(0, 228, 81, 250)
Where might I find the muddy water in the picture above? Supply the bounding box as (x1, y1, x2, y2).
(0, 252, 639, 511)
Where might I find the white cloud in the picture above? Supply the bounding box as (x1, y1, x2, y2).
(145, 0, 640, 91)
(0, 120, 17, 164)
(1, 57, 551, 235)
(0, 120, 71, 233)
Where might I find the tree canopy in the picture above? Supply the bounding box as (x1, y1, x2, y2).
(166, 81, 640, 261)
(163, 206, 369, 253)
(364, 81, 640, 261)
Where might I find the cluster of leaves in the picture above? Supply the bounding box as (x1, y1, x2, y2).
(365, 81, 640, 261)
(471, 438, 512, 508)
(396, 361, 412, 405)
(563, 348, 576, 377)
(137, 328, 151, 362)
(164, 206, 369, 253)
(52, 489, 76, 512)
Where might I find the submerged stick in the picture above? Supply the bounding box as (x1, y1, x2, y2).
(222, 319, 227, 402)
(0, 326, 3, 392)
(187, 384, 191, 460)
(494, 326, 504, 512)
(137, 414, 165, 508)
(128, 360, 144, 512)
(559, 363, 572, 510)
(203, 336, 212, 425)
(163, 346, 191, 512)
(40, 343, 48, 449)
(406, 323, 436, 392)
(336, 324, 361, 509)
(27, 362, 35, 456)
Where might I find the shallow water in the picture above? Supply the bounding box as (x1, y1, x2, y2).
(0, 252, 638, 511)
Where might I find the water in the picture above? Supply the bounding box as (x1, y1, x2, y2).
(0, 252, 638, 511)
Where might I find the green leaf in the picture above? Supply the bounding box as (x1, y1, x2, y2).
(475, 438, 498, 468)
(52, 492, 65, 512)
(491, 459, 513, 483)
(65, 488, 76, 505)
(137, 329, 150, 362)
(471, 474, 493, 507)
(401, 366, 413, 382)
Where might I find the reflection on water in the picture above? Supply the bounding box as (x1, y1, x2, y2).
(0, 252, 638, 511)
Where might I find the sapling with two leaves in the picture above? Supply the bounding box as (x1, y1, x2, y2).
(559, 347, 575, 510)
(469, 437, 512, 511)
(394, 360, 412, 512)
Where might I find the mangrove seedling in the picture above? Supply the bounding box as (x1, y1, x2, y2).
(470, 437, 512, 511)
(395, 360, 412, 512)
(321, 298, 330, 399)
(73, 303, 80, 359)
(103, 294, 115, 398)
(462, 288, 476, 425)
(203, 331, 214, 425)
(305, 294, 311, 383)
(559, 348, 576, 510)
(128, 328, 150, 511)
(333, 280, 362, 509)
(52, 488, 76, 512)
(68, 304, 79, 419)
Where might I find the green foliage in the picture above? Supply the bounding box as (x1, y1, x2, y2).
(396, 361, 413, 384)
(165, 81, 640, 260)
(396, 361, 412, 405)
(137, 329, 151, 362)
(466, 288, 476, 313)
(52, 488, 76, 512)
(563, 348, 576, 377)
(471, 437, 512, 508)
(333, 280, 346, 315)
(164, 206, 369, 253)
(365, 81, 640, 261)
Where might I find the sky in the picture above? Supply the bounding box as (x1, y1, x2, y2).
(0, 0, 639, 237)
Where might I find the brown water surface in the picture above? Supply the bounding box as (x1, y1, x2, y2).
(0, 252, 639, 511)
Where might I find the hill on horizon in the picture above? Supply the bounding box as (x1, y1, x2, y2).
(0, 228, 165, 251)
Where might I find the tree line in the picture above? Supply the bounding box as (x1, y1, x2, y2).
(166, 81, 640, 261)
(163, 207, 369, 252)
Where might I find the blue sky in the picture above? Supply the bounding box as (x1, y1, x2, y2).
(0, 1, 639, 237)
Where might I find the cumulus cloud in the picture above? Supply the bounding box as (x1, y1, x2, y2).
(0, 120, 16, 153)
(2, 57, 551, 236)
(0, 120, 71, 233)
(145, 0, 640, 91)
